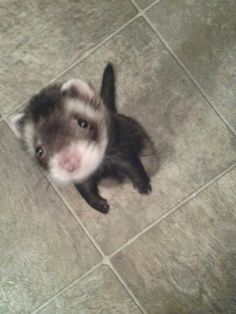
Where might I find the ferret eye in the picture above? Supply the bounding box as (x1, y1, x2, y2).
(35, 146, 45, 158)
(77, 118, 89, 129)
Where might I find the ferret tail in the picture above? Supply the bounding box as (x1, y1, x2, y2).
(100, 63, 117, 112)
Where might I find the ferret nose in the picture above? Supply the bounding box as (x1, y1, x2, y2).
(59, 152, 80, 172)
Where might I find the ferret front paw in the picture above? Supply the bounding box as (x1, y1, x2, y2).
(134, 179, 152, 195)
(94, 199, 110, 214)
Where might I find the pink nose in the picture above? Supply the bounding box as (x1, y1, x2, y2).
(59, 152, 80, 172)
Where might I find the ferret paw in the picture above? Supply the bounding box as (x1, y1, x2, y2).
(135, 180, 152, 195)
(95, 199, 110, 214)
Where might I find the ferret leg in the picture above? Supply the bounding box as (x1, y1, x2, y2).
(120, 156, 152, 194)
(75, 179, 109, 214)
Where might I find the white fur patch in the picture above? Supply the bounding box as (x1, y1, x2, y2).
(65, 98, 103, 122)
(23, 122, 35, 156)
(9, 113, 25, 138)
(9, 113, 35, 156)
(49, 138, 107, 185)
(61, 79, 95, 101)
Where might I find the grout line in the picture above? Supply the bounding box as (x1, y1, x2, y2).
(31, 262, 102, 314)
(5, 13, 141, 119)
(48, 179, 106, 258)
(129, 0, 140, 12)
(109, 161, 236, 258)
(3, 116, 16, 133)
(3, 100, 25, 119)
(45, 14, 141, 84)
(142, 14, 236, 137)
(130, 0, 159, 12)
(106, 260, 149, 314)
(4, 116, 13, 130)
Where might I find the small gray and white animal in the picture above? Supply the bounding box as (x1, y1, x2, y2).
(11, 63, 157, 213)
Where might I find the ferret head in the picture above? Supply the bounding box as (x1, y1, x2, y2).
(11, 79, 108, 185)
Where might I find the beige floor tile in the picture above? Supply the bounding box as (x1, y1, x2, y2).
(112, 167, 236, 313)
(38, 265, 141, 314)
(0, 0, 137, 114)
(0, 123, 101, 313)
(146, 0, 236, 133)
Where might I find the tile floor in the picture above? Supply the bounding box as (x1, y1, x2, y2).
(0, 1, 235, 313)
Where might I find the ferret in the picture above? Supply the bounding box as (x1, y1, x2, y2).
(11, 63, 157, 213)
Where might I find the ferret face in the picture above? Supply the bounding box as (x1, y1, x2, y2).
(11, 79, 108, 185)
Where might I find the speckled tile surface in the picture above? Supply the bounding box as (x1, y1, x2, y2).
(0, 0, 137, 115)
(112, 167, 236, 314)
(1, 1, 236, 313)
(55, 18, 236, 255)
(38, 265, 141, 314)
(146, 0, 236, 133)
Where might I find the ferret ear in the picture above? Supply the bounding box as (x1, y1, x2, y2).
(100, 63, 116, 112)
(61, 79, 95, 101)
(9, 113, 25, 139)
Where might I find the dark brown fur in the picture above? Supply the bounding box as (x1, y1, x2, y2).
(75, 63, 157, 213)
